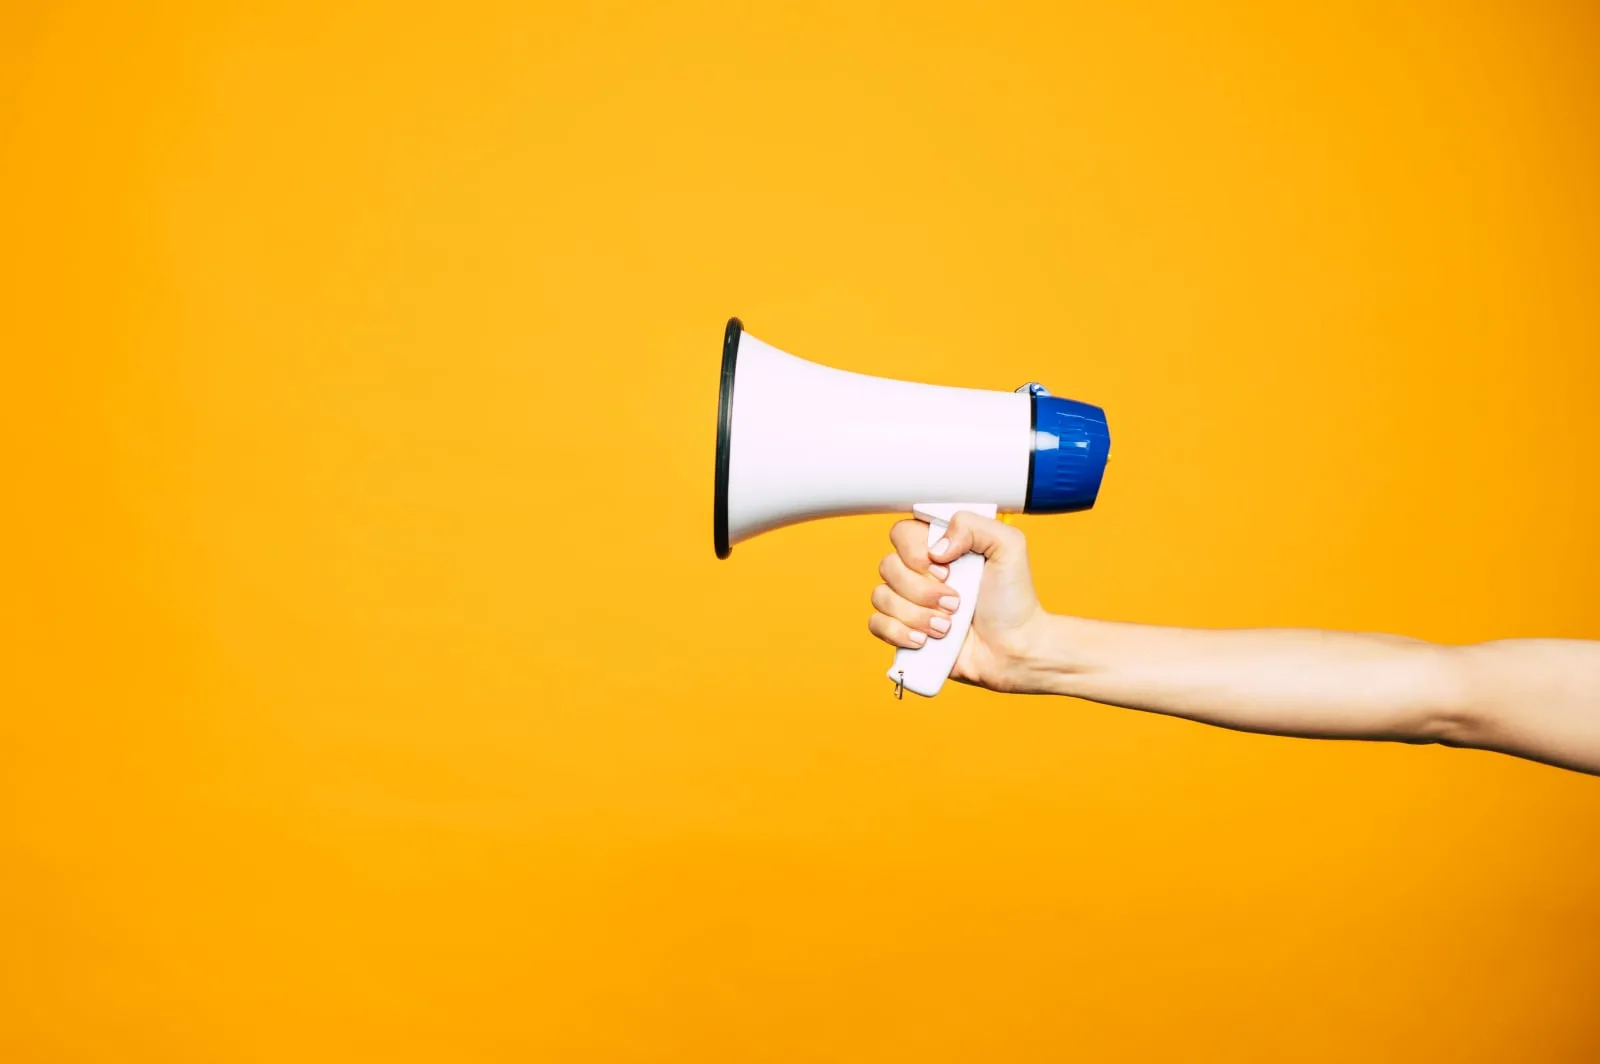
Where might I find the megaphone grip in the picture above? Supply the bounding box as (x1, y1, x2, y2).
(888, 503, 998, 697)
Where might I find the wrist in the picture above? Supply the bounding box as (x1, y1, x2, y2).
(996, 611, 1098, 696)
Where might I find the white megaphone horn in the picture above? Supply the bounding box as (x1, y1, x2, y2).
(713, 318, 1111, 698)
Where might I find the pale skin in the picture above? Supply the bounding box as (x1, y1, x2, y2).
(868, 512, 1600, 777)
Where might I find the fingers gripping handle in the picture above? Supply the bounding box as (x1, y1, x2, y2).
(888, 503, 998, 698)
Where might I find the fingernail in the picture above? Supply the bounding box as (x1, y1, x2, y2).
(929, 616, 951, 634)
(908, 631, 927, 646)
(938, 595, 960, 611)
(929, 564, 949, 581)
(931, 538, 950, 557)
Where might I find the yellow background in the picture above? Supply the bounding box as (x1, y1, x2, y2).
(4, 1, 1599, 1060)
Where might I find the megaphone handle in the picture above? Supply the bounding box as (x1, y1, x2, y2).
(889, 503, 998, 698)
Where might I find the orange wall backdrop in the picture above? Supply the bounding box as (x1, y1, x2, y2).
(4, 2, 1599, 1060)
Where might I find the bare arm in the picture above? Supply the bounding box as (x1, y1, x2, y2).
(867, 512, 1600, 777)
(1014, 618, 1600, 775)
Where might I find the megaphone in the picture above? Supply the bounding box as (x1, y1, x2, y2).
(713, 317, 1110, 698)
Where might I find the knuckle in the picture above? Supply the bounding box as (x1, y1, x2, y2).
(901, 600, 932, 625)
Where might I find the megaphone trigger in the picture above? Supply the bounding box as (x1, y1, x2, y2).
(889, 502, 999, 698)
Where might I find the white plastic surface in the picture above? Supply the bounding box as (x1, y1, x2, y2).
(724, 333, 1031, 551)
(888, 502, 999, 698)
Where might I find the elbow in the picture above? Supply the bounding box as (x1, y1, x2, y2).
(1410, 645, 1486, 748)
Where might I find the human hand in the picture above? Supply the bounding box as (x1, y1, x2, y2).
(867, 511, 1050, 692)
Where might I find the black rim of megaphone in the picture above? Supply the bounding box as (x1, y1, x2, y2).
(713, 317, 741, 560)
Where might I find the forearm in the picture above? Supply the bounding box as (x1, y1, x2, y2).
(1012, 616, 1600, 773)
(1011, 614, 1472, 745)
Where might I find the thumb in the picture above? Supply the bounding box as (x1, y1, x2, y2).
(928, 510, 1026, 566)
